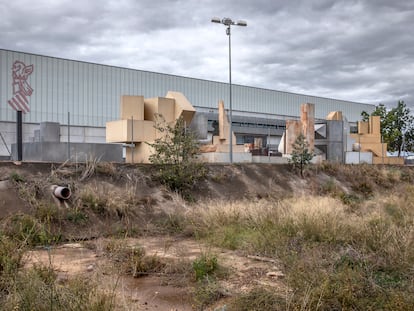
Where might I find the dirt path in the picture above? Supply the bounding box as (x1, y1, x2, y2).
(24, 237, 286, 310)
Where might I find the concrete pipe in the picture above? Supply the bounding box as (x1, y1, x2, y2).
(53, 186, 71, 200)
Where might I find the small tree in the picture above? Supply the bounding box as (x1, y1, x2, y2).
(288, 134, 314, 178)
(148, 114, 206, 197)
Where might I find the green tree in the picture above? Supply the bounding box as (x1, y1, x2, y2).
(148, 114, 206, 197)
(361, 101, 414, 156)
(288, 134, 314, 178)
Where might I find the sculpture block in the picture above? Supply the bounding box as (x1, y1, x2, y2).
(121, 95, 144, 120)
(165, 91, 196, 124)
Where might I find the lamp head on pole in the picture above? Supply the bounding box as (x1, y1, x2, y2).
(210, 17, 247, 27)
(222, 17, 233, 26)
(210, 16, 247, 164)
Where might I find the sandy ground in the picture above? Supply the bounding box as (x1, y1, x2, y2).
(24, 237, 286, 311)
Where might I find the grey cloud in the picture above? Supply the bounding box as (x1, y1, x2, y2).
(1, 0, 413, 108)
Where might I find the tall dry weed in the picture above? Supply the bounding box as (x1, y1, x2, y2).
(190, 191, 414, 310)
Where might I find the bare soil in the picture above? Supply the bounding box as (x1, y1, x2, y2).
(23, 237, 286, 311)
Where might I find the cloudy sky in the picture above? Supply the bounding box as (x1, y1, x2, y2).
(1, 0, 413, 108)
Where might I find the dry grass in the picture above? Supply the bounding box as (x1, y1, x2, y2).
(186, 191, 414, 310)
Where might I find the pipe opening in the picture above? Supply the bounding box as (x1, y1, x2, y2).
(53, 186, 71, 200)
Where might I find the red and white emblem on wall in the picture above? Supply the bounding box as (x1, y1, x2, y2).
(7, 60, 34, 113)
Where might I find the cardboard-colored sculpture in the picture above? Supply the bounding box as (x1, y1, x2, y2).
(281, 103, 315, 155)
(166, 91, 196, 125)
(200, 100, 244, 154)
(284, 120, 302, 154)
(106, 92, 195, 163)
(350, 116, 403, 165)
(326, 111, 343, 121)
(301, 103, 315, 151)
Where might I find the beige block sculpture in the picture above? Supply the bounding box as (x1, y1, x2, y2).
(218, 100, 227, 139)
(353, 114, 403, 165)
(106, 91, 196, 163)
(373, 156, 404, 165)
(360, 143, 387, 157)
(121, 96, 144, 120)
(199, 99, 241, 159)
(144, 97, 175, 122)
(326, 111, 343, 121)
(285, 120, 302, 154)
(369, 116, 381, 135)
(358, 121, 369, 134)
(106, 120, 155, 143)
(350, 133, 382, 144)
(301, 103, 315, 152)
(126, 142, 154, 164)
(165, 91, 196, 125)
(217, 100, 237, 144)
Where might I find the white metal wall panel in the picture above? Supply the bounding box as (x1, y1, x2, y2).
(1, 49, 374, 127)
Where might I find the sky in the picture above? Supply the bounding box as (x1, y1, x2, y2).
(1, 0, 413, 108)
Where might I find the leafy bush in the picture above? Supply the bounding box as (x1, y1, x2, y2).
(192, 253, 218, 281)
(148, 115, 206, 198)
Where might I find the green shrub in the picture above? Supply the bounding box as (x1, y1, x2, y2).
(192, 253, 218, 281)
(9, 171, 25, 183)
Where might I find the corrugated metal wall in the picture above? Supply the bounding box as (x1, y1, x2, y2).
(1, 49, 374, 127)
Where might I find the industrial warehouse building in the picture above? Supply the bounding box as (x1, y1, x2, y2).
(0, 49, 375, 161)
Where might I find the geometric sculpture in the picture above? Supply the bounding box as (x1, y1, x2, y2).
(349, 116, 403, 165)
(280, 103, 315, 155)
(106, 91, 196, 163)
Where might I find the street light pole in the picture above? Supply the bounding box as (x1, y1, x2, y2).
(227, 23, 233, 164)
(211, 17, 247, 163)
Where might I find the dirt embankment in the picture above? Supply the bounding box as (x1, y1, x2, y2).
(0, 162, 300, 218)
(1, 161, 411, 216)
